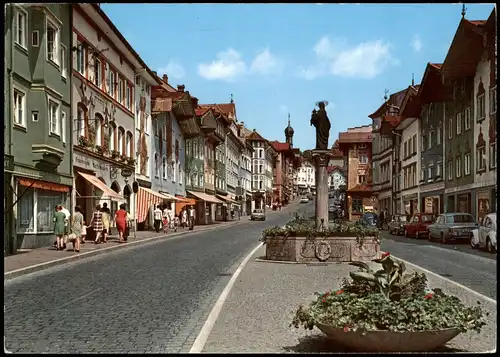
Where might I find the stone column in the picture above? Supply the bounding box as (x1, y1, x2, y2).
(313, 150, 330, 230)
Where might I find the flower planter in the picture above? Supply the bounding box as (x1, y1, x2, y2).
(265, 236, 380, 263)
(316, 323, 460, 352)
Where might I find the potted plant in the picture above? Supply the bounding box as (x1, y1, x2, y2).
(291, 253, 488, 352)
(261, 216, 380, 263)
(78, 136, 91, 147)
(111, 150, 120, 159)
(127, 158, 136, 166)
(95, 145, 103, 154)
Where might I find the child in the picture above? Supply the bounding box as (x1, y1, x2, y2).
(81, 221, 87, 244)
(162, 215, 169, 234)
(174, 214, 180, 232)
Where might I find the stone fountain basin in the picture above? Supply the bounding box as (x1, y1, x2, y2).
(316, 323, 460, 352)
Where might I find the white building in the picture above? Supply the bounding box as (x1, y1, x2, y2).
(328, 168, 347, 190)
(72, 4, 154, 222)
(473, 10, 496, 221)
(295, 160, 315, 193)
(395, 117, 420, 215)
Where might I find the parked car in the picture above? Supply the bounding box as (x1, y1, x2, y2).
(403, 213, 437, 239)
(300, 197, 309, 204)
(250, 209, 266, 221)
(427, 213, 478, 244)
(388, 215, 408, 235)
(471, 213, 497, 253)
(357, 213, 379, 228)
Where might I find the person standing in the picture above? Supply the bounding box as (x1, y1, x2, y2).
(70, 205, 84, 253)
(188, 205, 195, 230)
(153, 205, 163, 233)
(181, 208, 187, 228)
(89, 205, 104, 244)
(115, 204, 128, 243)
(379, 209, 385, 230)
(162, 205, 170, 234)
(100, 203, 111, 243)
(53, 206, 66, 251)
(60, 205, 71, 250)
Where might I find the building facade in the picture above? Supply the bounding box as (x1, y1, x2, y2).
(237, 123, 253, 215)
(295, 160, 315, 194)
(5, 4, 73, 252)
(337, 126, 374, 220)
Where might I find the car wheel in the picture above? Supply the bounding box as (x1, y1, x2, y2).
(416, 231, 420, 240)
(404, 229, 409, 238)
(441, 233, 447, 244)
(486, 238, 495, 253)
(470, 235, 478, 249)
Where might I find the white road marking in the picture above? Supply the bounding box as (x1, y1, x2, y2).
(392, 254, 497, 305)
(189, 242, 264, 353)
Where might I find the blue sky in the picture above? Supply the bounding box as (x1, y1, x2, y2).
(102, 3, 494, 151)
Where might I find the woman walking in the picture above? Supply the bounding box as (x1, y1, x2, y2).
(115, 203, 128, 243)
(53, 205, 66, 250)
(70, 205, 84, 252)
(89, 204, 104, 244)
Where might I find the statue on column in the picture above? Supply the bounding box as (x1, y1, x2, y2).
(310, 101, 331, 150)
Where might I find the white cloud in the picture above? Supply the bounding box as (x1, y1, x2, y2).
(250, 48, 284, 75)
(157, 60, 186, 79)
(197, 49, 247, 82)
(299, 36, 397, 80)
(411, 35, 422, 53)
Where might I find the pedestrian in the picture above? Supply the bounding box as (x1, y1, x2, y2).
(181, 208, 187, 228)
(379, 209, 385, 230)
(174, 214, 179, 232)
(69, 205, 84, 253)
(114, 203, 128, 243)
(188, 205, 195, 230)
(153, 205, 162, 233)
(89, 204, 104, 244)
(53, 205, 66, 251)
(100, 202, 111, 243)
(60, 205, 71, 250)
(162, 205, 170, 234)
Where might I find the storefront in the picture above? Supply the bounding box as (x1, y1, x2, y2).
(445, 190, 472, 215)
(419, 182, 444, 215)
(187, 190, 223, 224)
(402, 193, 419, 216)
(476, 188, 496, 223)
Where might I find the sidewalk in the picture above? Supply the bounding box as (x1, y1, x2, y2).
(4, 220, 240, 279)
(201, 245, 497, 353)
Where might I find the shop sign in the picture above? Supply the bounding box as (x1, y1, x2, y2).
(74, 153, 108, 173)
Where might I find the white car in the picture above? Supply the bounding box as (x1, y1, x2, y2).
(300, 197, 309, 204)
(471, 213, 497, 253)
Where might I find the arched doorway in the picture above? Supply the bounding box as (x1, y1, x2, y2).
(123, 184, 132, 211)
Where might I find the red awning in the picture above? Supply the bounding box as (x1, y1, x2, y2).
(136, 187, 168, 223)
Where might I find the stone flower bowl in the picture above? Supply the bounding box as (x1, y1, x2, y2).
(316, 322, 460, 352)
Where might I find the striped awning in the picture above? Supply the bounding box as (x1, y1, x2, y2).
(136, 187, 168, 223)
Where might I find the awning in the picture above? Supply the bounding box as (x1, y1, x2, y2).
(78, 172, 122, 201)
(159, 191, 188, 202)
(136, 187, 168, 223)
(216, 194, 238, 204)
(187, 190, 223, 204)
(19, 178, 70, 193)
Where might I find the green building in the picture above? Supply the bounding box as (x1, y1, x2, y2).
(5, 4, 73, 253)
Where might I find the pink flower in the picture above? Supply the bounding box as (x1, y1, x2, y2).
(322, 299, 327, 303)
(343, 326, 350, 332)
(424, 293, 433, 300)
(336, 289, 344, 295)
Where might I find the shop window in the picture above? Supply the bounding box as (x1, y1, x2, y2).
(17, 187, 34, 233)
(352, 197, 363, 213)
(490, 142, 496, 168)
(37, 191, 65, 232)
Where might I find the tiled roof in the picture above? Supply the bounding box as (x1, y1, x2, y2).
(382, 115, 402, 128)
(246, 129, 267, 141)
(195, 107, 210, 117)
(200, 103, 236, 121)
(338, 129, 372, 144)
(269, 140, 291, 152)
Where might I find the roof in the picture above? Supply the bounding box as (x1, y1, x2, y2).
(195, 107, 211, 117)
(368, 88, 407, 119)
(200, 103, 236, 122)
(246, 129, 267, 142)
(417, 62, 450, 106)
(269, 141, 291, 152)
(337, 126, 373, 144)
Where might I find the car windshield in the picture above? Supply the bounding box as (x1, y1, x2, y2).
(421, 215, 434, 223)
(446, 214, 474, 223)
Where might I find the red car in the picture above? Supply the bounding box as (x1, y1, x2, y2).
(403, 213, 437, 239)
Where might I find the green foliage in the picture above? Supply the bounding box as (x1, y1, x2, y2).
(291, 255, 488, 333)
(260, 215, 379, 244)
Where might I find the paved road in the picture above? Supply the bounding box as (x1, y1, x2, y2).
(381, 230, 497, 300)
(4, 203, 311, 354)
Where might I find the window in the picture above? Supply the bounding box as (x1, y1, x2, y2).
(437, 162, 442, 177)
(427, 165, 432, 180)
(60, 45, 67, 78)
(420, 168, 425, 181)
(456, 112, 462, 135)
(173, 161, 176, 182)
(94, 57, 101, 87)
(404, 141, 408, 158)
(105, 63, 110, 94)
(359, 155, 368, 164)
(464, 153, 471, 175)
(126, 85, 131, 109)
(448, 118, 452, 139)
(95, 116, 102, 146)
(477, 146, 486, 171)
(126, 133, 131, 157)
(32, 111, 39, 122)
(154, 153, 160, 177)
(118, 77, 124, 104)
(162, 157, 167, 179)
(358, 175, 366, 184)
(76, 42, 85, 74)
(412, 135, 417, 153)
(477, 94, 486, 121)
(464, 107, 471, 130)
(46, 19, 59, 64)
(48, 100, 60, 135)
(490, 87, 497, 114)
(448, 161, 453, 180)
(178, 163, 182, 185)
(14, 8, 27, 48)
(32, 30, 39, 47)
(77, 107, 85, 137)
(358, 144, 367, 149)
(352, 197, 362, 213)
(118, 129, 124, 155)
(109, 125, 115, 151)
(428, 131, 433, 149)
(109, 70, 116, 97)
(17, 187, 34, 233)
(490, 142, 497, 168)
(455, 157, 461, 178)
(13, 89, 26, 127)
(61, 112, 66, 144)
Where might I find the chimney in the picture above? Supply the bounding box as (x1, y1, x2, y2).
(162, 74, 168, 83)
(177, 84, 185, 92)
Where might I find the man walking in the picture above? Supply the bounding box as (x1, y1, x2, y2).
(153, 205, 163, 233)
(188, 205, 195, 230)
(378, 208, 385, 230)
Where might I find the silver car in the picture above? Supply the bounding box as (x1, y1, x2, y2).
(471, 213, 497, 253)
(427, 213, 478, 244)
(250, 209, 266, 221)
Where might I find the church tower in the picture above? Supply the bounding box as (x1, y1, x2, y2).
(284, 113, 294, 147)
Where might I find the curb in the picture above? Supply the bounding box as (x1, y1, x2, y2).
(4, 220, 242, 281)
